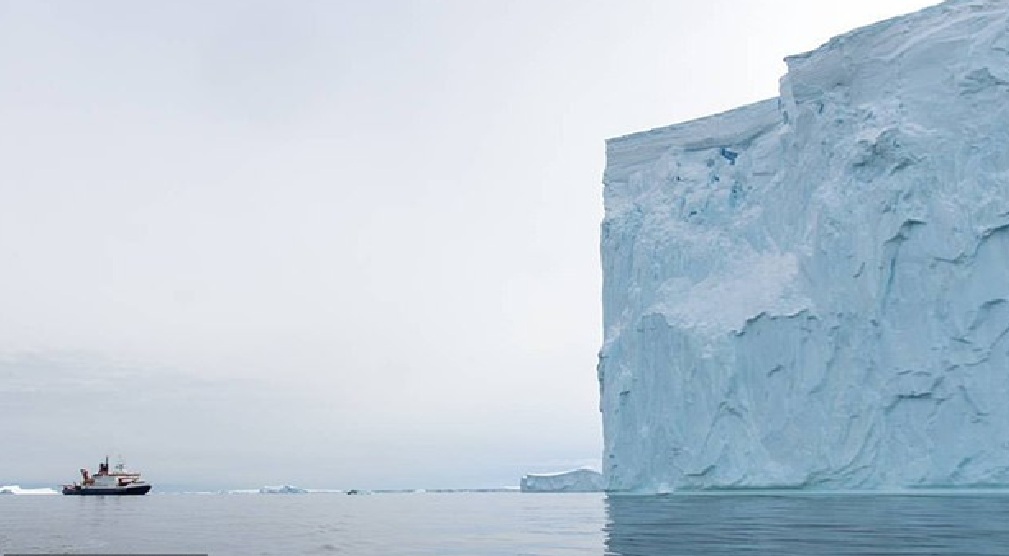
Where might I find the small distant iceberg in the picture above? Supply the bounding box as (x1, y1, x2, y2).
(0, 485, 59, 495)
(258, 485, 308, 494)
(520, 468, 604, 493)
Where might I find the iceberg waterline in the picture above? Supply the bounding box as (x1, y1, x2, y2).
(600, 0, 1009, 493)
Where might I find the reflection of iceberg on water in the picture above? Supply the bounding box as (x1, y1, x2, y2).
(0, 485, 59, 495)
(603, 494, 1009, 555)
(520, 468, 604, 492)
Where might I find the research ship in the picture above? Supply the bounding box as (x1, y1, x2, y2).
(62, 456, 152, 496)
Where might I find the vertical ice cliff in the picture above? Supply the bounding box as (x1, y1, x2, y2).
(600, 0, 1009, 492)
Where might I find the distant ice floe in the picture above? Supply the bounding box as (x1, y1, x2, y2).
(212, 486, 518, 495)
(221, 487, 337, 494)
(520, 468, 604, 493)
(258, 485, 308, 494)
(0, 485, 59, 495)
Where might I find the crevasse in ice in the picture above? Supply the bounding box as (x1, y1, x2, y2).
(600, 0, 1009, 493)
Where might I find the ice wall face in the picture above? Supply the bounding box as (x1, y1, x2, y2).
(600, 0, 1009, 493)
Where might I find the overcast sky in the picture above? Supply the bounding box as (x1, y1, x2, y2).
(0, 0, 936, 490)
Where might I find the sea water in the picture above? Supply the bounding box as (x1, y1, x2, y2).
(3, 492, 1009, 555)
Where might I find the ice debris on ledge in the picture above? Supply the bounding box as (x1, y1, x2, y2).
(600, 0, 1009, 494)
(520, 468, 604, 492)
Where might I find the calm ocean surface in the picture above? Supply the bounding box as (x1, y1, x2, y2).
(4, 492, 1009, 555)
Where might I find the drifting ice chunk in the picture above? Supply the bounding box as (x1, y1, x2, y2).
(520, 468, 604, 492)
(600, 0, 1009, 493)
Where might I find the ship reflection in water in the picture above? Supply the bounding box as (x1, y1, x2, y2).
(604, 492, 1009, 555)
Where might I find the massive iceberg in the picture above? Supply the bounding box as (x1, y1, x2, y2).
(599, 0, 1009, 493)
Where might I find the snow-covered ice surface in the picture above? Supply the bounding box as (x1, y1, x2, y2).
(600, 0, 1009, 493)
(520, 468, 604, 492)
